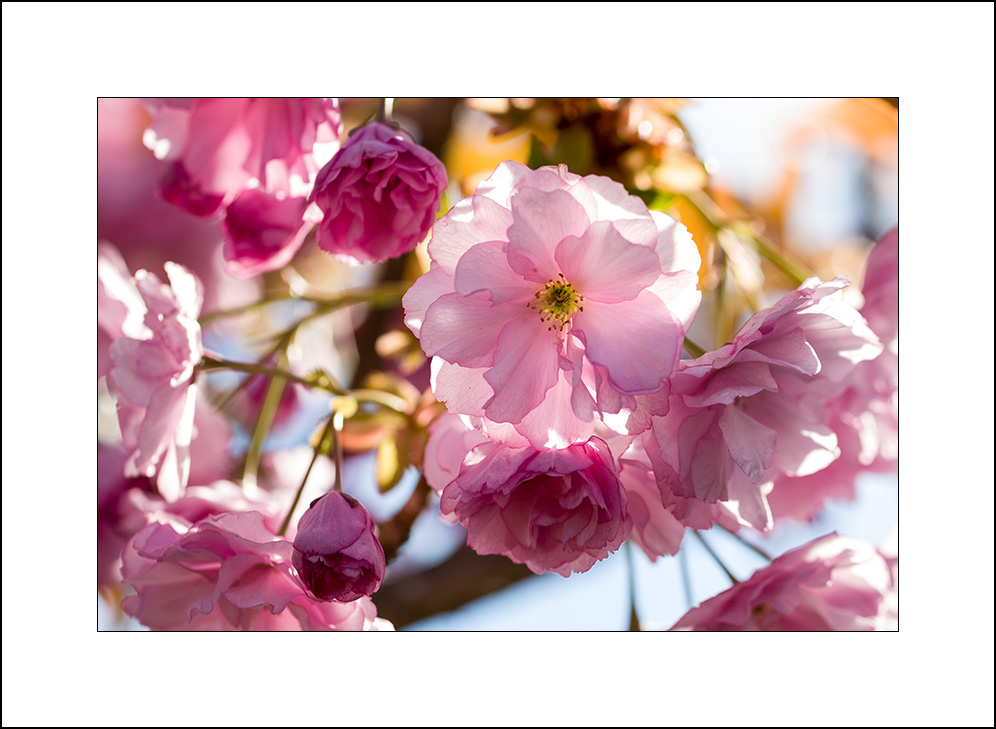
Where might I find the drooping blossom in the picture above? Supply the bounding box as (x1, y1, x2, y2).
(143, 98, 342, 216)
(310, 121, 448, 265)
(404, 161, 701, 450)
(648, 277, 882, 530)
(433, 420, 630, 576)
(292, 491, 386, 602)
(121, 512, 392, 631)
(100, 244, 205, 500)
(669, 533, 895, 631)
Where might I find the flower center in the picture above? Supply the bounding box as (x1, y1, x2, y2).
(530, 273, 583, 331)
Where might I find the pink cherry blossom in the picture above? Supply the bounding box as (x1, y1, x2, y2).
(121, 512, 392, 631)
(100, 245, 204, 500)
(436, 428, 630, 577)
(404, 161, 701, 450)
(669, 533, 895, 631)
(310, 121, 448, 265)
(144, 98, 342, 216)
(292, 491, 386, 602)
(648, 278, 882, 531)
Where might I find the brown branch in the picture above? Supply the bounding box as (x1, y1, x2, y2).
(372, 546, 534, 629)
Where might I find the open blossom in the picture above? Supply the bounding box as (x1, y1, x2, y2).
(144, 98, 342, 216)
(669, 533, 895, 631)
(310, 121, 447, 265)
(648, 277, 882, 530)
(121, 512, 392, 631)
(292, 491, 386, 602)
(404, 161, 701, 450)
(434, 420, 630, 576)
(100, 244, 204, 500)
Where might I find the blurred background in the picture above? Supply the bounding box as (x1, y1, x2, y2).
(97, 97, 899, 631)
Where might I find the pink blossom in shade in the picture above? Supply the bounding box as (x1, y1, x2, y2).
(647, 278, 883, 531)
(439, 434, 631, 576)
(221, 188, 320, 279)
(310, 122, 448, 265)
(98, 445, 153, 588)
(121, 512, 392, 631)
(669, 533, 895, 631)
(404, 161, 701, 450)
(292, 491, 386, 602)
(143, 98, 342, 216)
(103, 254, 204, 501)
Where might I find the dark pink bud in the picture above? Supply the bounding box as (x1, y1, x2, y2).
(310, 121, 448, 265)
(292, 491, 386, 602)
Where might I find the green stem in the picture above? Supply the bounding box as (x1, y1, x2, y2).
(378, 97, 394, 124)
(716, 522, 773, 562)
(200, 355, 347, 396)
(736, 229, 811, 287)
(199, 282, 409, 327)
(242, 364, 287, 486)
(683, 336, 708, 359)
(679, 190, 813, 288)
(331, 411, 344, 493)
(277, 417, 335, 537)
(692, 530, 739, 585)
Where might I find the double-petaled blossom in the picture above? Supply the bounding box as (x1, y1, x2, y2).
(310, 122, 448, 265)
(648, 278, 882, 531)
(121, 512, 392, 631)
(99, 243, 204, 500)
(429, 414, 630, 576)
(292, 491, 386, 602)
(404, 161, 700, 450)
(669, 533, 895, 631)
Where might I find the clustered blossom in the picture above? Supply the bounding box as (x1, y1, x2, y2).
(310, 122, 448, 265)
(98, 98, 897, 631)
(99, 243, 205, 500)
(669, 533, 896, 631)
(408, 162, 895, 580)
(121, 512, 391, 631)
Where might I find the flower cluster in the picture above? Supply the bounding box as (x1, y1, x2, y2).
(98, 97, 898, 631)
(410, 164, 893, 579)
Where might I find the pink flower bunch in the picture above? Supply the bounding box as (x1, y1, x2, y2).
(121, 512, 392, 631)
(99, 243, 205, 500)
(669, 533, 895, 631)
(310, 122, 448, 265)
(143, 98, 342, 277)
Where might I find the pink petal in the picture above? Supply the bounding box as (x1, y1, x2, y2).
(421, 292, 522, 367)
(506, 187, 590, 283)
(454, 240, 535, 304)
(428, 193, 513, 275)
(483, 318, 561, 424)
(555, 220, 662, 304)
(573, 289, 681, 394)
(718, 404, 777, 484)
